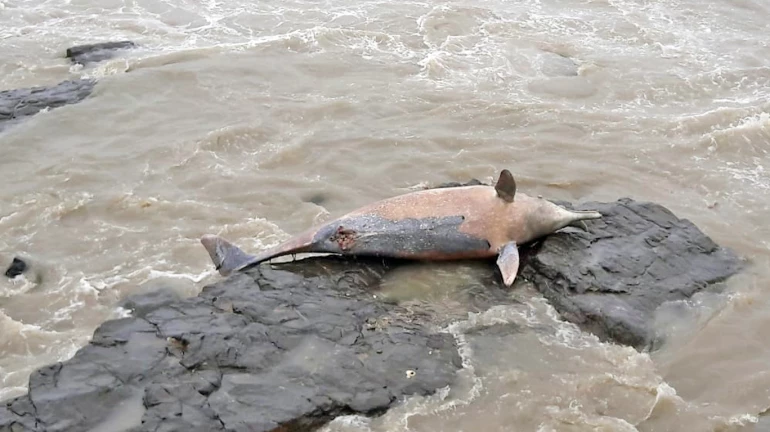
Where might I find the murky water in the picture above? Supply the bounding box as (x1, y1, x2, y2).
(2, 0, 770, 429)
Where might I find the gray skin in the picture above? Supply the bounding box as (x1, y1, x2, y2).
(200, 169, 602, 287)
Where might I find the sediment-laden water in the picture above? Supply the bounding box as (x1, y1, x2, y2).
(2, 0, 770, 429)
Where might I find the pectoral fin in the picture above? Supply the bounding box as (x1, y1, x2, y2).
(496, 241, 520, 287)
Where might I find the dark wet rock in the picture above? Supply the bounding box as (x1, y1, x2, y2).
(4, 257, 27, 279)
(432, 179, 743, 350)
(0, 79, 96, 132)
(0, 184, 744, 430)
(65, 41, 137, 66)
(1, 258, 462, 432)
(0, 40, 137, 133)
(518, 198, 744, 350)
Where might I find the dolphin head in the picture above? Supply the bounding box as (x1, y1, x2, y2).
(491, 169, 602, 243)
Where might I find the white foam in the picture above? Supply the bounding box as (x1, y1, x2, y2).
(1, 0, 769, 427)
(322, 415, 373, 432)
(0, 273, 37, 297)
(141, 268, 212, 284)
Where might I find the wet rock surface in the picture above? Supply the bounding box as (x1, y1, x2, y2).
(518, 197, 744, 350)
(4, 257, 28, 279)
(0, 183, 744, 431)
(1, 258, 462, 432)
(65, 40, 137, 66)
(0, 41, 137, 133)
(0, 79, 96, 132)
(434, 180, 743, 350)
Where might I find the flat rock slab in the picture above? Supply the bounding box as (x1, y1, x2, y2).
(1, 258, 462, 432)
(0, 79, 95, 132)
(0, 194, 743, 431)
(519, 197, 744, 350)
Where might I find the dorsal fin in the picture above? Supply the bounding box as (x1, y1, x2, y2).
(494, 169, 516, 202)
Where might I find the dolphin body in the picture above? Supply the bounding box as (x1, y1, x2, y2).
(200, 170, 602, 286)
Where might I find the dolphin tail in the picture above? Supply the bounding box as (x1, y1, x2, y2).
(200, 229, 320, 276)
(200, 234, 260, 277)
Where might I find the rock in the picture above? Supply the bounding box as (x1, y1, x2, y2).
(0, 40, 137, 133)
(519, 198, 743, 350)
(65, 41, 137, 66)
(0, 186, 744, 431)
(4, 257, 27, 279)
(0, 79, 96, 132)
(0, 257, 462, 432)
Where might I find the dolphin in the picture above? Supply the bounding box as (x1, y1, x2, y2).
(200, 169, 602, 286)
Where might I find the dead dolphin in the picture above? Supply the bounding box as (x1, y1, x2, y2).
(200, 169, 602, 286)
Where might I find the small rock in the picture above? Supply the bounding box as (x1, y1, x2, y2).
(65, 41, 137, 66)
(4, 257, 27, 279)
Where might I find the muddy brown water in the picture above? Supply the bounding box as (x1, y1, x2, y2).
(2, 0, 770, 430)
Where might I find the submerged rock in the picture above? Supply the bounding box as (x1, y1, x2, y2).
(0, 189, 743, 431)
(65, 40, 137, 66)
(536, 52, 579, 77)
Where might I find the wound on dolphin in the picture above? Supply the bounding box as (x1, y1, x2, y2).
(200, 169, 603, 287)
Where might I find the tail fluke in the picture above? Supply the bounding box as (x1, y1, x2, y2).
(200, 234, 258, 276)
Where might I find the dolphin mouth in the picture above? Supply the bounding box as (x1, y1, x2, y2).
(567, 220, 590, 231)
